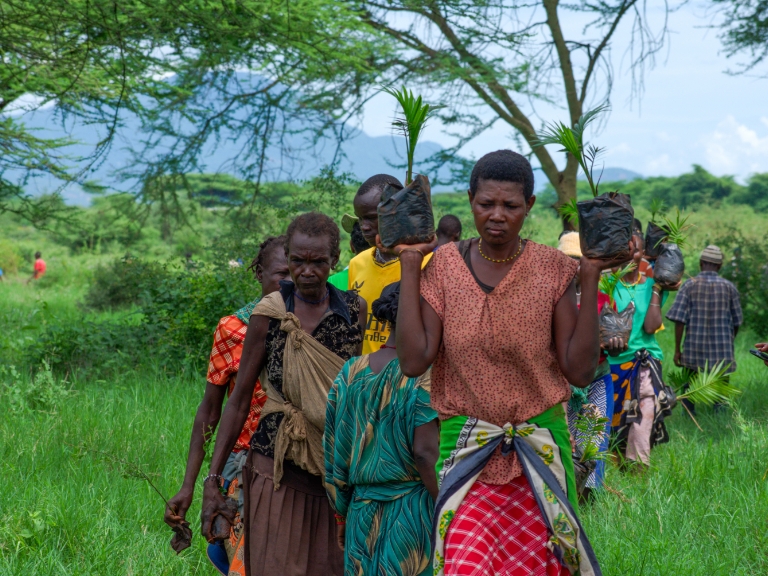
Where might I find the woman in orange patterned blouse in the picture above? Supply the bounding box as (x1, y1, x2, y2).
(164, 236, 288, 575)
(387, 150, 632, 576)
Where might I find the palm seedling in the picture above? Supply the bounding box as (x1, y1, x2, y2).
(645, 199, 669, 259)
(654, 209, 693, 286)
(672, 361, 740, 407)
(574, 404, 610, 464)
(537, 105, 634, 260)
(598, 263, 636, 307)
(537, 104, 609, 199)
(558, 198, 579, 225)
(384, 86, 443, 185)
(660, 209, 693, 250)
(649, 198, 667, 223)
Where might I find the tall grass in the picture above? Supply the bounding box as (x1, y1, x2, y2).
(2, 218, 768, 574)
(0, 368, 210, 575)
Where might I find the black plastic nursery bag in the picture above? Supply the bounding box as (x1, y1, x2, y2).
(654, 243, 685, 286)
(577, 192, 634, 260)
(645, 221, 668, 260)
(599, 300, 635, 349)
(378, 173, 435, 248)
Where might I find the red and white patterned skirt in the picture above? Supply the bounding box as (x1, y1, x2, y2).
(444, 476, 569, 576)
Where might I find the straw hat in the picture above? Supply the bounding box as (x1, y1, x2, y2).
(558, 231, 582, 258)
(700, 245, 723, 265)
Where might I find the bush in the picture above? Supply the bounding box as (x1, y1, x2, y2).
(718, 231, 768, 334)
(84, 256, 168, 310)
(141, 263, 260, 368)
(1, 361, 71, 414)
(26, 315, 151, 375)
(0, 239, 20, 275)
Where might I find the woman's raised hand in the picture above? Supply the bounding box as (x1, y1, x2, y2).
(375, 234, 438, 259)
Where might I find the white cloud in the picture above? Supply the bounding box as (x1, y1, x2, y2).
(703, 116, 768, 176)
(3, 94, 54, 116)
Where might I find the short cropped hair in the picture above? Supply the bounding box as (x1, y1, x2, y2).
(284, 212, 340, 260)
(469, 150, 534, 200)
(356, 173, 403, 197)
(437, 215, 462, 239)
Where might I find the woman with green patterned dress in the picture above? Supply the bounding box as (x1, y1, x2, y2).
(324, 282, 440, 576)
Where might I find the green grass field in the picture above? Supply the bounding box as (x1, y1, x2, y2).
(2, 274, 767, 575)
(2, 190, 768, 575)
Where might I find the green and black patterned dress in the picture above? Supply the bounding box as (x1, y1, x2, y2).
(324, 356, 438, 576)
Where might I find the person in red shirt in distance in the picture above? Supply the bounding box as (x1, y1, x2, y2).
(29, 251, 46, 282)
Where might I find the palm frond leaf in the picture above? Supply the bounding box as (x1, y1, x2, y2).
(383, 86, 443, 184)
(661, 209, 693, 249)
(534, 105, 609, 198)
(677, 361, 740, 407)
(666, 369, 690, 390)
(598, 262, 636, 306)
(649, 198, 667, 222)
(557, 198, 579, 224)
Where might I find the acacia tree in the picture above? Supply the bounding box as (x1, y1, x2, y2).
(0, 0, 383, 226)
(713, 0, 768, 72)
(357, 0, 669, 209)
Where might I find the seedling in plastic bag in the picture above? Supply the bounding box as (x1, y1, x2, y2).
(536, 104, 609, 198)
(384, 86, 443, 185)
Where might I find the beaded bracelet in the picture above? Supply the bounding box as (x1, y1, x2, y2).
(203, 473, 223, 486)
(334, 513, 346, 525)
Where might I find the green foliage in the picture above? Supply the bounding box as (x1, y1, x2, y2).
(675, 362, 742, 407)
(718, 231, 768, 334)
(574, 404, 610, 463)
(537, 105, 609, 198)
(661, 210, 693, 249)
(140, 263, 258, 368)
(557, 198, 579, 224)
(384, 86, 443, 184)
(0, 239, 20, 274)
(598, 263, 636, 306)
(1, 361, 71, 414)
(714, 0, 768, 72)
(649, 198, 667, 222)
(84, 257, 167, 311)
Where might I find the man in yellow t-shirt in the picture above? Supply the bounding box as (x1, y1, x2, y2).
(348, 174, 433, 354)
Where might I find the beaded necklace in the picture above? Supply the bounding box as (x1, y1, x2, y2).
(478, 237, 522, 264)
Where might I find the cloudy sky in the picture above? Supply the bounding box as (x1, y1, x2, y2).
(356, 2, 768, 183)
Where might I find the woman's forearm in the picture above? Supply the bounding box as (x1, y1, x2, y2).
(562, 266, 601, 387)
(208, 387, 251, 475)
(396, 252, 431, 377)
(644, 288, 663, 333)
(180, 385, 226, 490)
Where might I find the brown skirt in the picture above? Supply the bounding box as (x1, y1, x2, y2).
(243, 451, 343, 576)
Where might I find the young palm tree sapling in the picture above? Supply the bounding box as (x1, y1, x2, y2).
(671, 361, 740, 407)
(377, 87, 442, 247)
(597, 264, 636, 348)
(654, 210, 692, 286)
(644, 199, 669, 259)
(537, 105, 634, 259)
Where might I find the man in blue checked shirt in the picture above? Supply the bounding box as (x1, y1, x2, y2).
(667, 245, 743, 412)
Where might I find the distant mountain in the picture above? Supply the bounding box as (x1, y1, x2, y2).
(9, 82, 641, 205)
(582, 167, 642, 183)
(11, 102, 460, 205)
